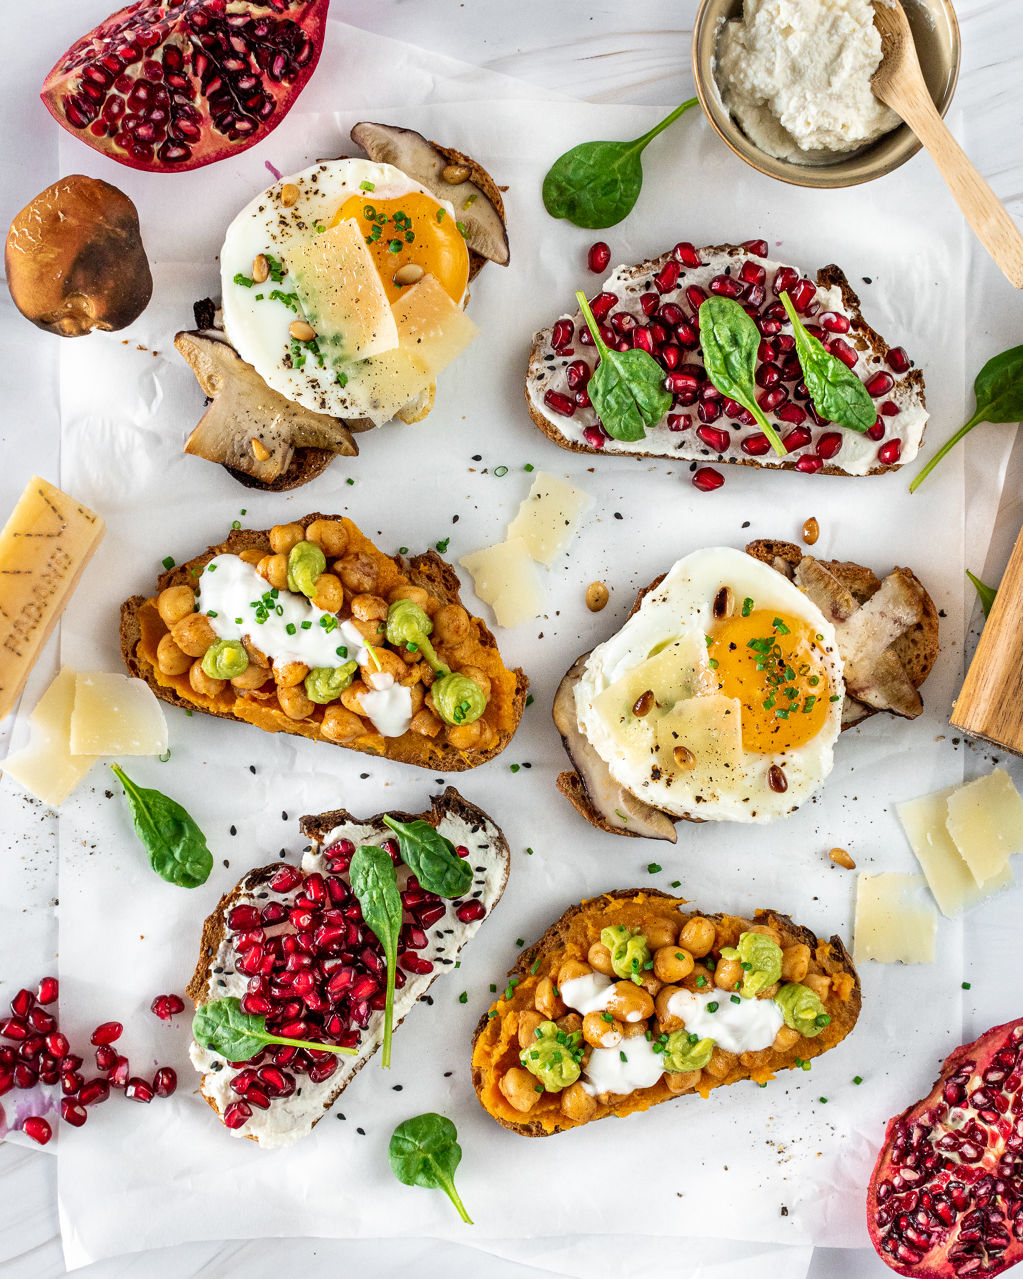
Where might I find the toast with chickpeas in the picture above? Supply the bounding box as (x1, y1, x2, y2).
(471, 890, 860, 1136)
(119, 513, 528, 770)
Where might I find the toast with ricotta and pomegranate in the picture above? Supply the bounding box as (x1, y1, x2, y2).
(471, 889, 860, 1136)
(554, 539, 938, 841)
(526, 242, 925, 476)
(189, 789, 510, 1146)
(120, 513, 527, 771)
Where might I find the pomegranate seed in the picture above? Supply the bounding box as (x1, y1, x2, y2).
(587, 241, 611, 273)
(150, 993, 185, 1020)
(755, 363, 781, 389)
(639, 291, 659, 317)
(109, 1057, 130, 1088)
(880, 400, 900, 417)
(672, 320, 698, 349)
(887, 346, 911, 373)
(22, 1117, 52, 1145)
(819, 311, 850, 334)
(45, 1032, 70, 1059)
(62, 1071, 83, 1095)
(36, 978, 58, 1005)
(153, 1067, 177, 1098)
(823, 338, 856, 369)
(270, 865, 303, 893)
(455, 900, 487, 924)
(878, 439, 902, 464)
(663, 412, 691, 433)
(776, 403, 807, 426)
(228, 905, 261, 931)
(659, 344, 681, 371)
(10, 990, 35, 1019)
(4, 1018, 32, 1042)
(708, 273, 743, 299)
(246, 1086, 271, 1110)
(740, 260, 767, 287)
(817, 432, 844, 460)
(721, 397, 745, 420)
(28, 1008, 55, 1033)
(654, 261, 681, 293)
(79, 1078, 110, 1106)
(59, 1053, 83, 1073)
(696, 425, 730, 452)
(399, 952, 435, 975)
(665, 372, 699, 398)
(783, 426, 813, 453)
(632, 326, 655, 354)
(589, 293, 617, 322)
(61, 1099, 89, 1127)
(795, 454, 823, 473)
(125, 1077, 154, 1103)
(610, 311, 636, 337)
(90, 1022, 123, 1046)
(551, 319, 575, 349)
(758, 319, 782, 336)
(224, 1101, 252, 1129)
(757, 388, 788, 413)
(787, 279, 817, 313)
(779, 355, 802, 382)
(566, 360, 591, 391)
(696, 399, 722, 425)
(15, 1064, 39, 1088)
(685, 285, 707, 312)
(773, 266, 799, 296)
(866, 371, 895, 397)
(743, 238, 769, 257)
(583, 425, 606, 449)
(0, 1068, 13, 1096)
(544, 390, 576, 418)
(672, 242, 702, 267)
(692, 467, 725, 492)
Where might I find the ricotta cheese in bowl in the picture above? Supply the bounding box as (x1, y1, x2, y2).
(715, 0, 901, 165)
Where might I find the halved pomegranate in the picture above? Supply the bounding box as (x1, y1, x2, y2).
(867, 1016, 1023, 1277)
(40, 0, 329, 173)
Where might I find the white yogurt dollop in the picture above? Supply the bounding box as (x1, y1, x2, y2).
(667, 988, 783, 1054)
(584, 1038, 666, 1097)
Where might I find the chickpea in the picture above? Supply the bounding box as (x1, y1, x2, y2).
(305, 519, 348, 558)
(237, 548, 264, 566)
(621, 1018, 649, 1039)
(583, 1011, 622, 1050)
(642, 917, 678, 950)
(257, 553, 288, 591)
(231, 664, 270, 691)
(533, 977, 565, 1019)
(351, 593, 389, 622)
(759, 982, 780, 1000)
(189, 660, 224, 699)
(681, 963, 714, 993)
(340, 681, 369, 716)
(664, 1069, 702, 1095)
(433, 603, 470, 644)
(273, 660, 309, 688)
(605, 981, 654, 1024)
(360, 648, 405, 685)
(156, 633, 192, 676)
(498, 1067, 540, 1114)
(715, 958, 743, 992)
(587, 942, 615, 976)
(388, 584, 431, 612)
(740, 1048, 774, 1072)
(654, 945, 695, 984)
(475, 721, 498, 752)
(277, 684, 314, 720)
(557, 959, 591, 988)
(243, 636, 270, 668)
(637, 971, 663, 1000)
(704, 1048, 738, 1081)
(746, 923, 782, 945)
(445, 720, 484, 750)
(171, 612, 216, 657)
(321, 705, 367, 743)
(157, 585, 196, 629)
(561, 1082, 597, 1123)
(679, 916, 716, 959)
(804, 973, 832, 1001)
(269, 522, 305, 555)
(781, 943, 811, 983)
(654, 985, 685, 1032)
(556, 1012, 583, 1036)
(351, 617, 383, 646)
(419, 663, 436, 688)
(407, 683, 425, 715)
(409, 708, 443, 738)
(311, 573, 343, 614)
(773, 1025, 801, 1052)
(458, 664, 491, 700)
(517, 1011, 545, 1050)
(337, 552, 378, 594)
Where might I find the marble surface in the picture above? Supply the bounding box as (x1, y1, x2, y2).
(1, 1, 1022, 1276)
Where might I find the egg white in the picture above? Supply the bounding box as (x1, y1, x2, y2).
(575, 547, 845, 823)
(220, 158, 456, 423)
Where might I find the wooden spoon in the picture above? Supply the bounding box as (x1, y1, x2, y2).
(872, 0, 1023, 288)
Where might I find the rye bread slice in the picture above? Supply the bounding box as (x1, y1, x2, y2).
(189, 788, 510, 1145)
(470, 888, 860, 1136)
(526, 244, 926, 477)
(120, 515, 528, 772)
(554, 542, 938, 839)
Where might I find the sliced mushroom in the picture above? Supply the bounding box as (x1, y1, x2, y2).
(350, 122, 510, 267)
(553, 656, 678, 842)
(175, 331, 357, 484)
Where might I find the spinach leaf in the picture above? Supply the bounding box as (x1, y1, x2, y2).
(910, 345, 1023, 492)
(575, 291, 672, 442)
(388, 1113, 472, 1224)
(350, 845, 402, 1069)
(699, 297, 785, 458)
(382, 815, 473, 898)
(543, 98, 699, 229)
(110, 763, 213, 888)
(192, 996, 358, 1061)
(779, 292, 875, 434)
(967, 570, 998, 618)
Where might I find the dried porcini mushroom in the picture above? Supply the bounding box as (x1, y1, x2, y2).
(5, 175, 152, 337)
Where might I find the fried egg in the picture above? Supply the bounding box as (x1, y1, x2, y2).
(574, 547, 845, 822)
(220, 157, 471, 425)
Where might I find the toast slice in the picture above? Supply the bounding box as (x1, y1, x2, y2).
(189, 789, 509, 1145)
(471, 889, 860, 1136)
(526, 244, 926, 476)
(120, 513, 527, 771)
(554, 541, 938, 840)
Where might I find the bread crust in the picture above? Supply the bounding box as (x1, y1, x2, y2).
(470, 889, 861, 1136)
(525, 247, 925, 477)
(120, 515, 527, 771)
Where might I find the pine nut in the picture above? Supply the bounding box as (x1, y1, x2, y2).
(673, 745, 696, 770)
(802, 516, 820, 546)
(768, 764, 787, 793)
(441, 164, 471, 184)
(712, 586, 732, 619)
(585, 581, 609, 612)
(829, 847, 855, 870)
(280, 183, 300, 207)
(252, 254, 269, 284)
(632, 690, 654, 717)
(251, 438, 270, 462)
(289, 320, 316, 342)
(393, 263, 425, 287)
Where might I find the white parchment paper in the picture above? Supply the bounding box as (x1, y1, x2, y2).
(7, 17, 982, 1271)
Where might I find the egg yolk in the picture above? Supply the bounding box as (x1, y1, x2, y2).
(333, 192, 469, 305)
(707, 608, 833, 753)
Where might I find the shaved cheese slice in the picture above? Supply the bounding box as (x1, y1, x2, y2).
(459, 539, 544, 629)
(70, 672, 168, 756)
(853, 873, 937, 964)
(3, 668, 99, 807)
(592, 636, 708, 711)
(289, 218, 399, 359)
(897, 787, 1014, 917)
(945, 768, 1023, 887)
(505, 472, 594, 566)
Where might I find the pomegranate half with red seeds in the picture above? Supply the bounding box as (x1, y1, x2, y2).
(40, 0, 329, 173)
(867, 1016, 1023, 1277)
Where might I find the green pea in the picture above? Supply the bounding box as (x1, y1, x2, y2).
(304, 661, 358, 705)
(774, 982, 830, 1039)
(431, 671, 487, 726)
(600, 925, 651, 986)
(287, 541, 327, 598)
(201, 639, 249, 680)
(661, 1029, 714, 1074)
(519, 1020, 582, 1092)
(736, 931, 783, 999)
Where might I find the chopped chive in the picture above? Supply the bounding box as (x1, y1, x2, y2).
(493, 465, 508, 477)
(435, 537, 451, 553)
(161, 556, 174, 570)
(458, 991, 467, 1004)
(526, 694, 534, 707)
(647, 862, 662, 874)
(524, 463, 534, 471)
(730, 994, 740, 1004)
(962, 981, 971, 990)
(853, 1075, 863, 1085)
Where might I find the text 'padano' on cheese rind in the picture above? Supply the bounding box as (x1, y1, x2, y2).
(70, 672, 168, 757)
(945, 768, 1023, 887)
(853, 872, 937, 965)
(897, 787, 1014, 917)
(459, 539, 544, 629)
(288, 218, 399, 359)
(3, 667, 99, 807)
(505, 472, 594, 566)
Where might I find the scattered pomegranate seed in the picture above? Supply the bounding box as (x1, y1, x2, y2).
(153, 1068, 177, 1098)
(878, 439, 902, 464)
(270, 865, 303, 893)
(865, 370, 895, 397)
(59, 1052, 83, 1073)
(886, 346, 911, 373)
(44, 1031, 69, 1059)
(227, 905, 261, 932)
(22, 1116, 52, 1145)
(692, 467, 725, 492)
(223, 1101, 252, 1129)
(795, 454, 824, 473)
(740, 260, 767, 287)
(0, 1068, 13, 1096)
(61, 1099, 88, 1127)
(742, 238, 769, 257)
(672, 242, 702, 268)
(697, 399, 722, 425)
(78, 1078, 110, 1106)
(632, 326, 655, 354)
(879, 400, 900, 417)
(90, 1022, 123, 1047)
(758, 388, 788, 413)
(1, 1018, 29, 1041)
(109, 1057, 130, 1088)
(544, 390, 576, 418)
(150, 994, 185, 1020)
(788, 279, 817, 313)
(15, 1064, 38, 1089)
(36, 978, 58, 1005)
(62, 1071, 84, 1096)
(587, 241, 611, 273)
(10, 990, 34, 1019)
(125, 1076, 154, 1103)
